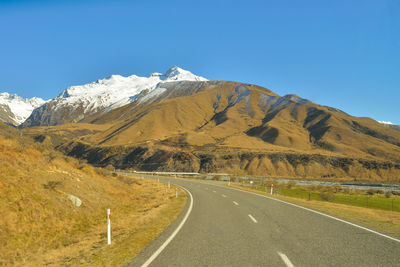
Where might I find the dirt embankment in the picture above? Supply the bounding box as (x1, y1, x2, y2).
(59, 141, 400, 183)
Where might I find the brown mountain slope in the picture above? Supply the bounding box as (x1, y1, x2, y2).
(24, 81, 400, 182)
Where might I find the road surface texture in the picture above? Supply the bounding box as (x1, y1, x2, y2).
(126, 175, 400, 267)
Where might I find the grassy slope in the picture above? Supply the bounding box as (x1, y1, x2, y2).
(0, 124, 186, 266)
(22, 81, 400, 181)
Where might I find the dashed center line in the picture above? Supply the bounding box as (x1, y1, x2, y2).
(222, 194, 226, 198)
(248, 214, 258, 223)
(233, 201, 239, 206)
(278, 252, 295, 267)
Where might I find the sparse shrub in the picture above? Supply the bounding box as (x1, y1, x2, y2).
(309, 185, 317, 191)
(46, 151, 59, 162)
(81, 165, 96, 176)
(105, 164, 114, 171)
(320, 192, 335, 201)
(211, 175, 220, 181)
(367, 188, 378, 195)
(334, 185, 342, 193)
(316, 185, 325, 192)
(43, 181, 62, 190)
(112, 172, 118, 177)
(287, 181, 296, 189)
(342, 187, 350, 194)
(392, 191, 400, 196)
(385, 191, 392, 198)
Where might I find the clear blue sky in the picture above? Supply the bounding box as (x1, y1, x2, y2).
(1, 0, 399, 124)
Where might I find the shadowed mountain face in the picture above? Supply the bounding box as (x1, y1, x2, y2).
(24, 80, 400, 182)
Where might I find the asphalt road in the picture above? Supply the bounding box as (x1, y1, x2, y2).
(127, 175, 400, 267)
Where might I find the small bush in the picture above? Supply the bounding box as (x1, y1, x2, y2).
(211, 176, 220, 181)
(342, 187, 350, 194)
(43, 181, 62, 190)
(385, 191, 392, 198)
(287, 181, 297, 189)
(367, 189, 377, 195)
(392, 191, 400, 196)
(334, 185, 342, 193)
(320, 192, 335, 202)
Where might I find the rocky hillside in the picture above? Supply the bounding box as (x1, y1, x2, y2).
(24, 80, 400, 182)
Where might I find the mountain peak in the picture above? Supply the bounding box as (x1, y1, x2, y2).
(22, 66, 208, 127)
(0, 92, 46, 125)
(164, 66, 207, 81)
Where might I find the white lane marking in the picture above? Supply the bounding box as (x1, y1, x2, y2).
(227, 186, 400, 244)
(233, 201, 239, 206)
(278, 252, 294, 267)
(213, 190, 216, 193)
(222, 194, 227, 198)
(142, 185, 193, 267)
(248, 214, 258, 223)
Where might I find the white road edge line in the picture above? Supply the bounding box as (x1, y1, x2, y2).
(233, 201, 239, 206)
(278, 252, 294, 267)
(141, 185, 194, 267)
(222, 194, 227, 198)
(248, 214, 258, 223)
(227, 186, 400, 243)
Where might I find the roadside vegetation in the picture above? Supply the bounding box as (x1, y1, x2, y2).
(242, 181, 400, 212)
(230, 181, 400, 237)
(0, 124, 186, 266)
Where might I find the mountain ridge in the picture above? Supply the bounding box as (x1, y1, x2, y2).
(23, 80, 400, 182)
(20, 66, 207, 127)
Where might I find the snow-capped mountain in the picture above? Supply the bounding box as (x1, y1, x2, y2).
(0, 93, 46, 126)
(21, 66, 207, 127)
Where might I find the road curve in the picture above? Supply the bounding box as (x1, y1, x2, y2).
(127, 175, 400, 267)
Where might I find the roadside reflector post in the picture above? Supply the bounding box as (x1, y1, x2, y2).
(168, 181, 170, 189)
(175, 188, 178, 198)
(107, 209, 111, 245)
(270, 184, 274, 195)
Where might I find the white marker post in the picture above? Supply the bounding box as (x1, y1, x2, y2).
(175, 188, 178, 198)
(168, 181, 170, 189)
(270, 184, 274, 195)
(107, 209, 111, 245)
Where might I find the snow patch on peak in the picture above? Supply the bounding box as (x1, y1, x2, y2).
(49, 66, 207, 118)
(165, 66, 207, 81)
(379, 121, 394, 125)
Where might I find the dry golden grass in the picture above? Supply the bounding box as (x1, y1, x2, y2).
(21, 81, 400, 182)
(0, 137, 186, 266)
(230, 184, 400, 237)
